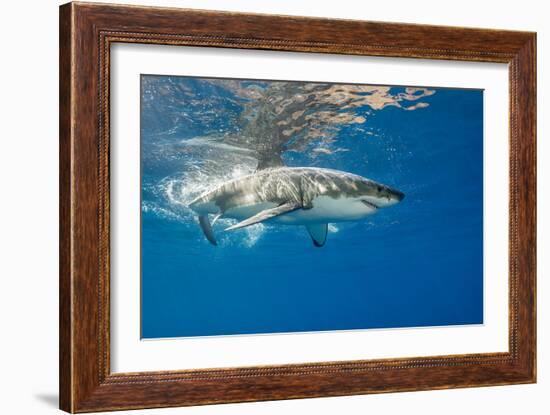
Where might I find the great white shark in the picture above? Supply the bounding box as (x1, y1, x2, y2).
(189, 166, 404, 247)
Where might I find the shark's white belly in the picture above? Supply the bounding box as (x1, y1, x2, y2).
(224, 196, 375, 225)
(278, 196, 375, 224)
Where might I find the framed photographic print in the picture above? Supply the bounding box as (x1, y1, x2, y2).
(59, 2, 536, 412)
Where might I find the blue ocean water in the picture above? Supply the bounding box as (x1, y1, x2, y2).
(140, 76, 483, 339)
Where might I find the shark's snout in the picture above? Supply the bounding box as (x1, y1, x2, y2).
(371, 183, 405, 207)
(393, 189, 405, 202)
(384, 189, 404, 207)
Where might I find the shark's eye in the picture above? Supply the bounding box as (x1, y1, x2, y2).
(377, 185, 383, 192)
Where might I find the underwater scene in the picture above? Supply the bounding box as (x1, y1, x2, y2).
(141, 75, 483, 339)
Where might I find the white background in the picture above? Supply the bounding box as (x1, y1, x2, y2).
(0, 0, 547, 414)
(111, 45, 509, 372)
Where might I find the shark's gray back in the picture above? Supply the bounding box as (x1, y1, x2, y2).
(192, 167, 380, 213)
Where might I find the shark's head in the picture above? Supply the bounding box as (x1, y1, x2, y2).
(358, 181, 405, 209)
(322, 173, 404, 215)
(306, 170, 404, 219)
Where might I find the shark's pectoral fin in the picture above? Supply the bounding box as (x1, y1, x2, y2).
(305, 223, 328, 247)
(225, 202, 301, 231)
(198, 215, 217, 246)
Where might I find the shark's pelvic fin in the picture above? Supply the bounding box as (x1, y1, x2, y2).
(198, 215, 218, 246)
(211, 213, 223, 226)
(305, 223, 328, 247)
(225, 202, 301, 231)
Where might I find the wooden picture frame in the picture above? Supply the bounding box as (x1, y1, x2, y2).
(59, 2, 536, 412)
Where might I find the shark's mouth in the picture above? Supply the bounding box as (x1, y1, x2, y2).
(360, 199, 379, 210)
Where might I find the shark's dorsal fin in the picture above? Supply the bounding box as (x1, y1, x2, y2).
(256, 153, 285, 171)
(305, 223, 328, 247)
(198, 215, 217, 246)
(225, 202, 301, 231)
